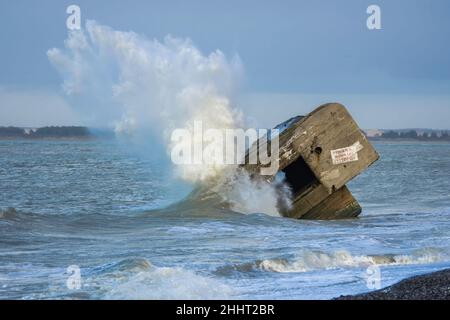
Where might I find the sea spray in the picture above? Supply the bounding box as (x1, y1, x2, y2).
(203, 168, 292, 217)
(48, 21, 291, 216)
(214, 248, 446, 275)
(48, 21, 242, 173)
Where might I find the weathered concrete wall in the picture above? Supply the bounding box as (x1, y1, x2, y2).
(245, 103, 379, 220)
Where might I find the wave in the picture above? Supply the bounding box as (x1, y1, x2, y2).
(216, 248, 446, 275)
(48, 21, 292, 217)
(82, 258, 233, 300)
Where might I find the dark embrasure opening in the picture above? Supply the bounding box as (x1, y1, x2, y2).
(282, 156, 318, 196)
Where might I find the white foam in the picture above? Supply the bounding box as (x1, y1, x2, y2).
(48, 21, 243, 183)
(258, 248, 444, 273)
(215, 170, 291, 217)
(102, 263, 233, 300)
(48, 22, 292, 216)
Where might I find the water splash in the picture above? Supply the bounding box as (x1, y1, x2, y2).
(48, 21, 291, 216)
(258, 248, 445, 273)
(48, 20, 243, 183)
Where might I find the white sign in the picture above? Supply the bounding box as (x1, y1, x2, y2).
(331, 141, 363, 165)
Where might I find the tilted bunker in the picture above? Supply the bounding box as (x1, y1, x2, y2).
(244, 103, 379, 219)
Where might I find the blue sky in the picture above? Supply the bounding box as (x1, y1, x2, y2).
(1, 0, 450, 128)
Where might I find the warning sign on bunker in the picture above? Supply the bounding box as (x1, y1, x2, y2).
(331, 144, 359, 165)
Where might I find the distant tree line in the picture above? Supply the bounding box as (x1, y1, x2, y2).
(0, 127, 25, 137)
(0, 126, 91, 138)
(377, 130, 450, 141)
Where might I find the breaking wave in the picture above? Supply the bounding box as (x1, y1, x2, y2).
(216, 248, 445, 274)
(47, 20, 243, 183)
(48, 21, 291, 216)
(84, 258, 233, 300)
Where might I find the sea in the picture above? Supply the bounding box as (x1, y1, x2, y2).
(1, 139, 450, 299)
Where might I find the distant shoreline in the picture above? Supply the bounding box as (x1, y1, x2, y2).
(365, 129, 450, 142)
(1, 126, 450, 142)
(0, 136, 96, 141)
(0, 126, 113, 140)
(369, 138, 450, 143)
(2, 137, 449, 143)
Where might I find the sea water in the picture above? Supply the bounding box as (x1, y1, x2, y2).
(1, 140, 449, 299)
